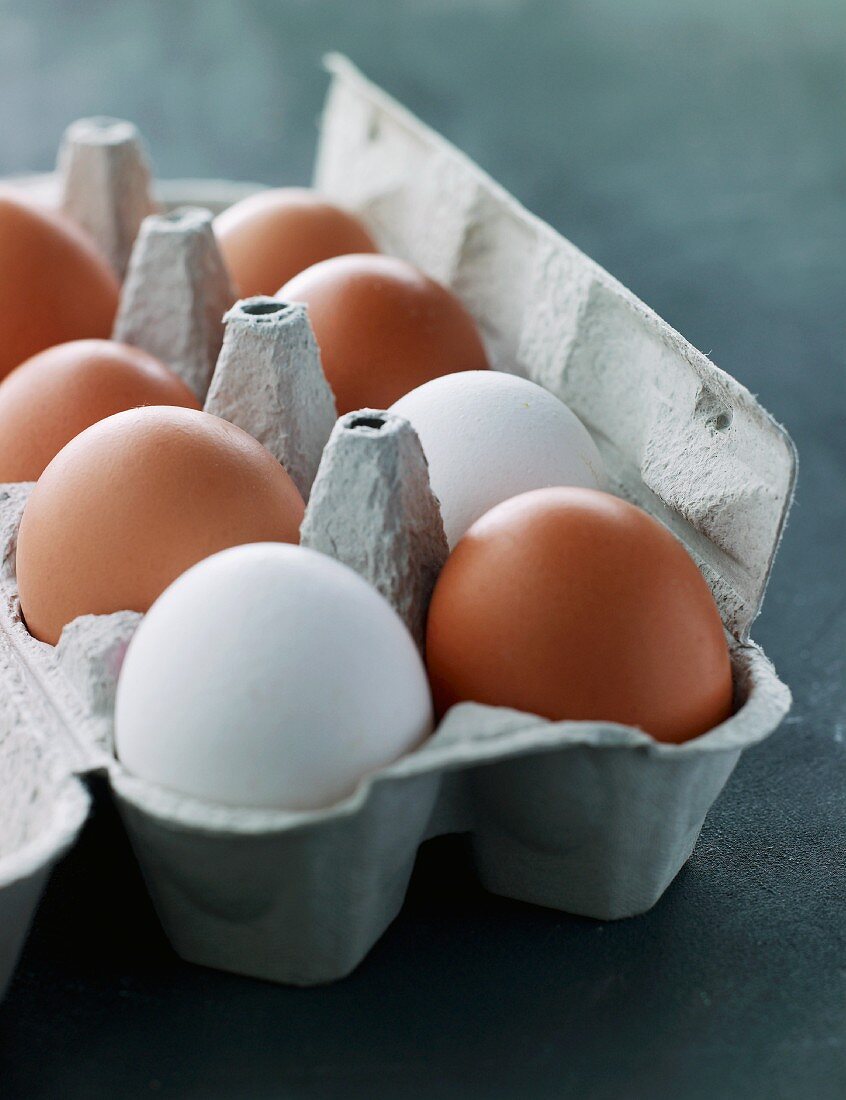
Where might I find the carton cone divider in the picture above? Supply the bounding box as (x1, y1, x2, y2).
(204, 297, 336, 501)
(112, 206, 236, 401)
(301, 409, 448, 651)
(57, 116, 157, 280)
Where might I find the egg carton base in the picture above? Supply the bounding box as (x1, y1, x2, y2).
(100, 642, 784, 986)
(114, 770, 440, 986)
(0, 483, 789, 988)
(0, 868, 51, 998)
(0, 772, 89, 999)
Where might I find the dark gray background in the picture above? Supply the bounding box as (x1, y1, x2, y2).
(0, 1, 843, 1096)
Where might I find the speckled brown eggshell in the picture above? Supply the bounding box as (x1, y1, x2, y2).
(0, 339, 201, 482)
(278, 253, 490, 415)
(0, 192, 120, 381)
(214, 188, 378, 298)
(16, 406, 305, 646)
(426, 487, 734, 743)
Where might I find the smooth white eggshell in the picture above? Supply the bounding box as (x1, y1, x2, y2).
(114, 543, 433, 810)
(390, 371, 606, 547)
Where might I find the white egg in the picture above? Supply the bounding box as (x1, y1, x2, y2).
(114, 543, 433, 810)
(390, 371, 606, 547)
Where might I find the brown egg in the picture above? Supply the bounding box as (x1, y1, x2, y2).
(278, 254, 490, 415)
(0, 340, 201, 482)
(214, 188, 378, 297)
(0, 192, 120, 381)
(426, 487, 733, 743)
(16, 406, 305, 645)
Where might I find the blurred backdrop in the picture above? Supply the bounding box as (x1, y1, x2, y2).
(0, 2, 843, 1097)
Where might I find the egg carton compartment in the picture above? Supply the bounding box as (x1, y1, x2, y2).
(0, 489, 91, 997)
(0, 718, 85, 999)
(0, 56, 795, 988)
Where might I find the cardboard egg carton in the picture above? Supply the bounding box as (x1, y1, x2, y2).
(0, 56, 795, 992)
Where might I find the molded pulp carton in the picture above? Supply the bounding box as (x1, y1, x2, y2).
(0, 57, 794, 992)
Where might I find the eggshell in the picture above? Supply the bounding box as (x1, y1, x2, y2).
(0, 192, 120, 380)
(115, 542, 433, 810)
(426, 487, 734, 743)
(279, 254, 490, 415)
(0, 339, 201, 482)
(214, 188, 377, 297)
(391, 371, 605, 547)
(16, 406, 304, 646)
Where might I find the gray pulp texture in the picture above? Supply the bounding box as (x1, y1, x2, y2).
(57, 116, 156, 279)
(204, 297, 336, 502)
(112, 206, 236, 401)
(300, 409, 449, 651)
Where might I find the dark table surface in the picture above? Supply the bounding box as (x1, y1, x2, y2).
(0, 2, 843, 1097)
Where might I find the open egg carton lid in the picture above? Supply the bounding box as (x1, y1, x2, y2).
(316, 54, 797, 642)
(0, 56, 794, 991)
